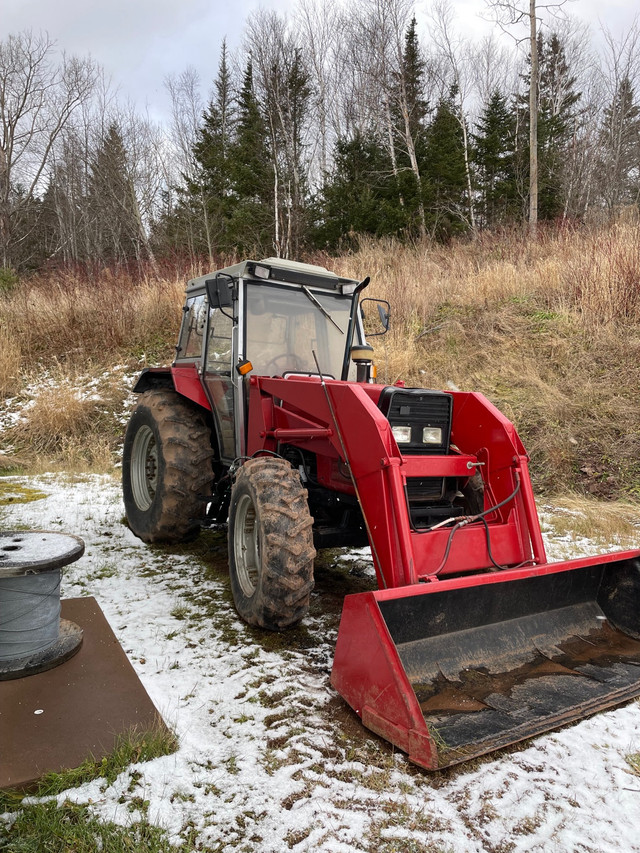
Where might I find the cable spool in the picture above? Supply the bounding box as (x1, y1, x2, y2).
(0, 531, 85, 680)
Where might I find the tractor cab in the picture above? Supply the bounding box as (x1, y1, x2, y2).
(178, 257, 377, 377)
(173, 258, 384, 463)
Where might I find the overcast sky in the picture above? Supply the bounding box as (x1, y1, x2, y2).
(2, 0, 637, 122)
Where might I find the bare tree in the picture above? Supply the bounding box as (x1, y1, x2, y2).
(247, 9, 313, 258)
(165, 67, 204, 188)
(470, 32, 518, 109)
(296, 0, 341, 180)
(46, 68, 118, 265)
(0, 31, 97, 269)
(595, 18, 640, 216)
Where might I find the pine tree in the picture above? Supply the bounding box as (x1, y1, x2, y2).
(422, 90, 468, 239)
(227, 58, 273, 254)
(189, 40, 235, 257)
(313, 133, 405, 248)
(517, 32, 581, 222)
(87, 124, 140, 263)
(473, 91, 519, 226)
(391, 16, 429, 238)
(398, 17, 429, 143)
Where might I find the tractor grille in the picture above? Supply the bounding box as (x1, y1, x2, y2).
(404, 476, 462, 528)
(405, 477, 445, 502)
(378, 388, 452, 455)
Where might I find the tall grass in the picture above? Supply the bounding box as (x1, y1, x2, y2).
(1, 222, 640, 495)
(1, 269, 186, 369)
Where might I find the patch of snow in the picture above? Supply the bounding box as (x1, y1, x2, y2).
(1, 476, 639, 852)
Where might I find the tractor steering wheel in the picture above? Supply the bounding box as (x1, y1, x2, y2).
(264, 353, 306, 375)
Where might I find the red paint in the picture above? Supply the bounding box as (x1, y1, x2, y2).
(135, 363, 640, 768)
(246, 376, 543, 587)
(171, 364, 211, 410)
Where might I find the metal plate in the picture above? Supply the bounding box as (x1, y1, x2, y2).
(0, 597, 167, 789)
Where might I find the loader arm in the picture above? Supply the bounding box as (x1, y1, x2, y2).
(247, 375, 545, 588)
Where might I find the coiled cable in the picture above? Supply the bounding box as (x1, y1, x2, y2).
(0, 570, 61, 661)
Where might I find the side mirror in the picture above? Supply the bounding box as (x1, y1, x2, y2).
(360, 298, 390, 337)
(377, 302, 390, 331)
(205, 274, 234, 309)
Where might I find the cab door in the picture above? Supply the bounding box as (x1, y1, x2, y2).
(202, 306, 236, 462)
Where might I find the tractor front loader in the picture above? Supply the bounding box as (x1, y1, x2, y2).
(123, 258, 640, 770)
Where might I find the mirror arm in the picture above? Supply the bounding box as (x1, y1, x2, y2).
(340, 276, 370, 381)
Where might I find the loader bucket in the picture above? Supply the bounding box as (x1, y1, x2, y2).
(331, 551, 640, 770)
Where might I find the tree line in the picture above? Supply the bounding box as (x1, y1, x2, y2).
(1, 0, 639, 276)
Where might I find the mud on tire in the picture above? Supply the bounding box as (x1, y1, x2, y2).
(228, 457, 316, 630)
(122, 389, 215, 544)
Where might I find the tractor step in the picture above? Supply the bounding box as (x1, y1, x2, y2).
(331, 551, 640, 769)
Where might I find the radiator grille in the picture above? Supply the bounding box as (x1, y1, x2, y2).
(405, 477, 445, 502)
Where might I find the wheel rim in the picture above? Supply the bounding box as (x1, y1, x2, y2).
(130, 425, 158, 511)
(234, 493, 260, 597)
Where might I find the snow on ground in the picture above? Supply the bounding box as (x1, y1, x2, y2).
(2, 475, 640, 852)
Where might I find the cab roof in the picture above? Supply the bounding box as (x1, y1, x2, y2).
(186, 258, 359, 294)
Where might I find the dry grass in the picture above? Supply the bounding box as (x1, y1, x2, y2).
(0, 268, 187, 380)
(541, 494, 640, 550)
(1, 223, 640, 493)
(3, 365, 131, 473)
(325, 222, 640, 497)
(0, 324, 22, 397)
(627, 752, 640, 776)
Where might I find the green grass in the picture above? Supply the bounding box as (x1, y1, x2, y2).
(1, 727, 180, 852)
(0, 725, 178, 814)
(0, 481, 48, 505)
(1, 801, 186, 853)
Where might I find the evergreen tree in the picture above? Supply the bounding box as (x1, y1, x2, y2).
(538, 33, 581, 219)
(397, 17, 429, 144)
(422, 91, 468, 239)
(313, 133, 406, 248)
(517, 32, 581, 221)
(87, 124, 140, 263)
(227, 58, 273, 254)
(391, 16, 430, 238)
(189, 40, 235, 257)
(473, 91, 519, 226)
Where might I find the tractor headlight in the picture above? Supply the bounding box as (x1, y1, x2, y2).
(422, 427, 443, 445)
(392, 425, 412, 444)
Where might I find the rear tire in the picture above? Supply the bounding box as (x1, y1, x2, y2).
(228, 457, 315, 630)
(122, 389, 214, 543)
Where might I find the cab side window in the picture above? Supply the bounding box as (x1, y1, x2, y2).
(206, 308, 233, 373)
(178, 294, 207, 358)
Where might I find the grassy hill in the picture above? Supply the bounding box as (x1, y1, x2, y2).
(1, 221, 640, 499)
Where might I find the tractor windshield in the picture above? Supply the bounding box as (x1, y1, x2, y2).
(245, 283, 359, 379)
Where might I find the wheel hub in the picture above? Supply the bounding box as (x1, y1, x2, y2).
(234, 494, 260, 597)
(130, 425, 158, 511)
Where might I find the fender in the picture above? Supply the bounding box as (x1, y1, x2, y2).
(131, 365, 211, 412)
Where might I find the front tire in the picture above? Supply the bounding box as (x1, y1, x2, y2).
(122, 389, 214, 543)
(228, 457, 315, 630)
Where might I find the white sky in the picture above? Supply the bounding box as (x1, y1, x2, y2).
(2, 0, 637, 122)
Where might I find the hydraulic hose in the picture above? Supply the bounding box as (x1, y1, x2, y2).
(429, 471, 523, 577)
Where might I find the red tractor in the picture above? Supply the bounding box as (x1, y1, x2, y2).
(123, 258, 640, 770)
